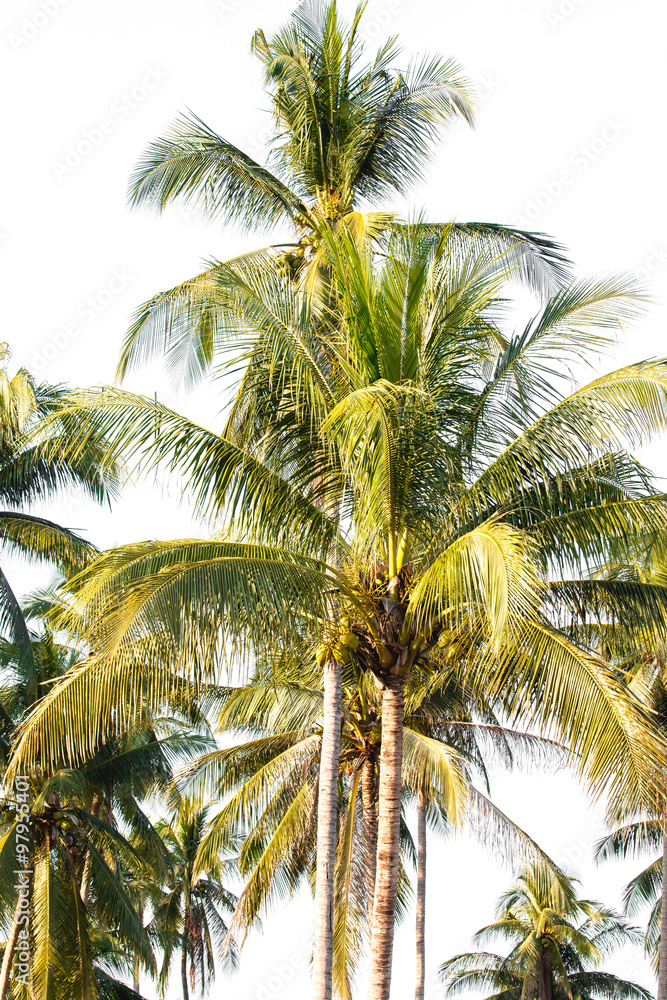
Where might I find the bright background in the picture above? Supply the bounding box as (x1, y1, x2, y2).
(2, 0, 667, 996)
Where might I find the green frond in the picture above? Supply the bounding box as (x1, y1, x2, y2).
(622, 857, 662, 917)
(0, 512, 97, 574)
(44, 388, 338, 552)
(408, 520, 542, 643)
(485, 620, 667, 821)
(128, 112, 309, 230)
(402, 728, 467, 826)
(594, 820, 662, 863)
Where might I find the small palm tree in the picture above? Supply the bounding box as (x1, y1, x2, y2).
(0, 597, 219, 1000)
(0, 617, 155, 999)
(440, 863, 652, 1000)
(149, 797, 237, 1000)
(0, 344, 119, 692)
(554, 540, 667, 999)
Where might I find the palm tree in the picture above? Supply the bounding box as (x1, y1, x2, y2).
(11, 225, 667, 1000)
(118, 0, 569, 388)
(183, 655, 566, 999)
(107, 6, 570, 994)
(440, 863, 652, 1000)
(0, 344, 120, 694)
(553, 541, 667, 999)
(148, 796, 237, 1000)
(0, 596, 219, 1000)
(0, 619, 156, 999)
(48, 5, 568, 993)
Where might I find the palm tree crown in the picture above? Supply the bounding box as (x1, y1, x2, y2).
(440, 863, 652, 1000)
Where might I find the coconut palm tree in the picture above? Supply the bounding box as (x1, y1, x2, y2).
(552, 541, 667, 999)
(118, 0, 569, 389)
(180, 653, 566, 999)
(0, 618, 156, 1000)
(10, 225, 667, 1000)
(440, 863, 652, 1000)
(108, 6, 570, 994)
(0, 344, 120, 696)
(40, 5, 568, 994)
(0, 597, 218, 1000)
(148, 796, 237, 1000)
(121, 5, 571, 980)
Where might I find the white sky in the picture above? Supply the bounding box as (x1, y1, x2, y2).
(3, 0, 667, 997)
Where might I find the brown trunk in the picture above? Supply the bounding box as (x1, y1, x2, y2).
(538, 948, 553, 1000)
(415, 792, 427, 1000)
(367, 677, 405, 1000)
(362, 757, 378, 923)
(181, 939, 189, 1000)
(80, 795, 101, 906)
(659, 817, 667, 1000)
(181, 906, 190, 1000)
(312, 660, 342, 1000)
(0, 894, 24, 1000)
(133, 902, 143, 993)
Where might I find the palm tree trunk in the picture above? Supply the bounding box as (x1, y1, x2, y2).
(313, 659, 342, 1000)
(367, 676, 406, 1000)
(133, 902, 143, 993)
(80, 795, 100, 906)
(538, 949, 553, 1000)
(0, 895, 24, 1000)
(415, 792, 427, 1000)
(181, 902, 190, 1000)
(181, 937, 189, 1000)
(362, 757, 378, 922)
(659, 815, 667, 1000)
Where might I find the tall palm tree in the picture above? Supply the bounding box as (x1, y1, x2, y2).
(440, 863, 651, 1000)
(110, 5, 569, 993)
(148, 796, 237, 1000)
(10, 225, 667, 1000)
(60, 4, 568, 994)
(0, 596, 216, 1000)
(183, 655, 565, 999)
(118, 0, 569, 388)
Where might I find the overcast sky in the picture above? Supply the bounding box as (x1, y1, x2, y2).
(3, 0, 667, 997)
